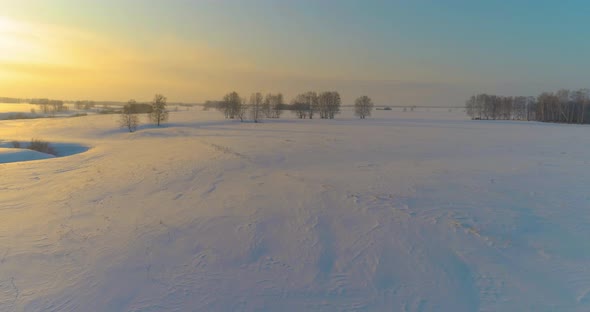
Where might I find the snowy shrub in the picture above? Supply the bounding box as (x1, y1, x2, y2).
(28, 139, 57, 155)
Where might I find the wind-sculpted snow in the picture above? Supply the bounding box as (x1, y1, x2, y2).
(0, 109, 589, 311)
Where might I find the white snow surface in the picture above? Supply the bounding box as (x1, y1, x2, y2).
(1, 109, 589, 311)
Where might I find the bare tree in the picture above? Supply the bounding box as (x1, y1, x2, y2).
(221, 91, 245, 121)
(292, 91, 318, 119)
(249, 92, 264, 123)
(120, 99, 140, 132)
(537, 92, 558, 122)
(272, 93, 284, 118)
(305, 91, 319, 119)
(499, 96, 513, 120)
(572, 89, 590, 124)
(556, 89, 572, 123)
(526, 96, 536, 121)
(466, 89, 589, 124)
(465, 95, 476, 119)
(512, 96, 527, 120)
(262, 93, 284, 118)
(291, 93, 309, 119)
(237, 97, 248, 121)
(328, 92, 341, 119)
(354, 95, 374, 119)
(149, 94, 168, 126)
(262, 94, 272, 118)
(217, 100, 230, 119)
(318, 91, 341, 119)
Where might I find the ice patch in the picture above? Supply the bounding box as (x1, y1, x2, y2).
(0, 141, 89, 163)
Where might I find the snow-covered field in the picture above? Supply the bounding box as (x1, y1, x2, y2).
(0, 104, 38, 113)
(0, 103, 83, 120)
(0, 104, 39, 120)
(1, 108, 589, 311)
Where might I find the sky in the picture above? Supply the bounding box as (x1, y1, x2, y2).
(1, 0, 589, 105)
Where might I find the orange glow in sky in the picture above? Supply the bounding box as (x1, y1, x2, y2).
(3, 1, 585, 105)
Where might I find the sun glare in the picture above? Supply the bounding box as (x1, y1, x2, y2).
(0, 17, 44, 63)
(0, 16, 19, 31)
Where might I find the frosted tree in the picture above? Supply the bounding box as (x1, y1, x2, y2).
(354, 95, 374, 119)
(263, 93, 284, 118)
(572, 89, 590, 124)
(149, 94, 168, 127)
(222, 91, 245, 121)
(318, 91, 341, 119)
(305, 91, 319, 119)
(466, 89, 589, 124)
(272, 93, 284, 118)
(291, 93, 309, 119)
(249, 92, 264, 123)
(119, 99, 140, 132)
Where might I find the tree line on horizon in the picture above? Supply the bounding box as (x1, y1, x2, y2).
(466, 89, 590, 124)
(117, 91, 374, 132)
(214, 91, 374, 122)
